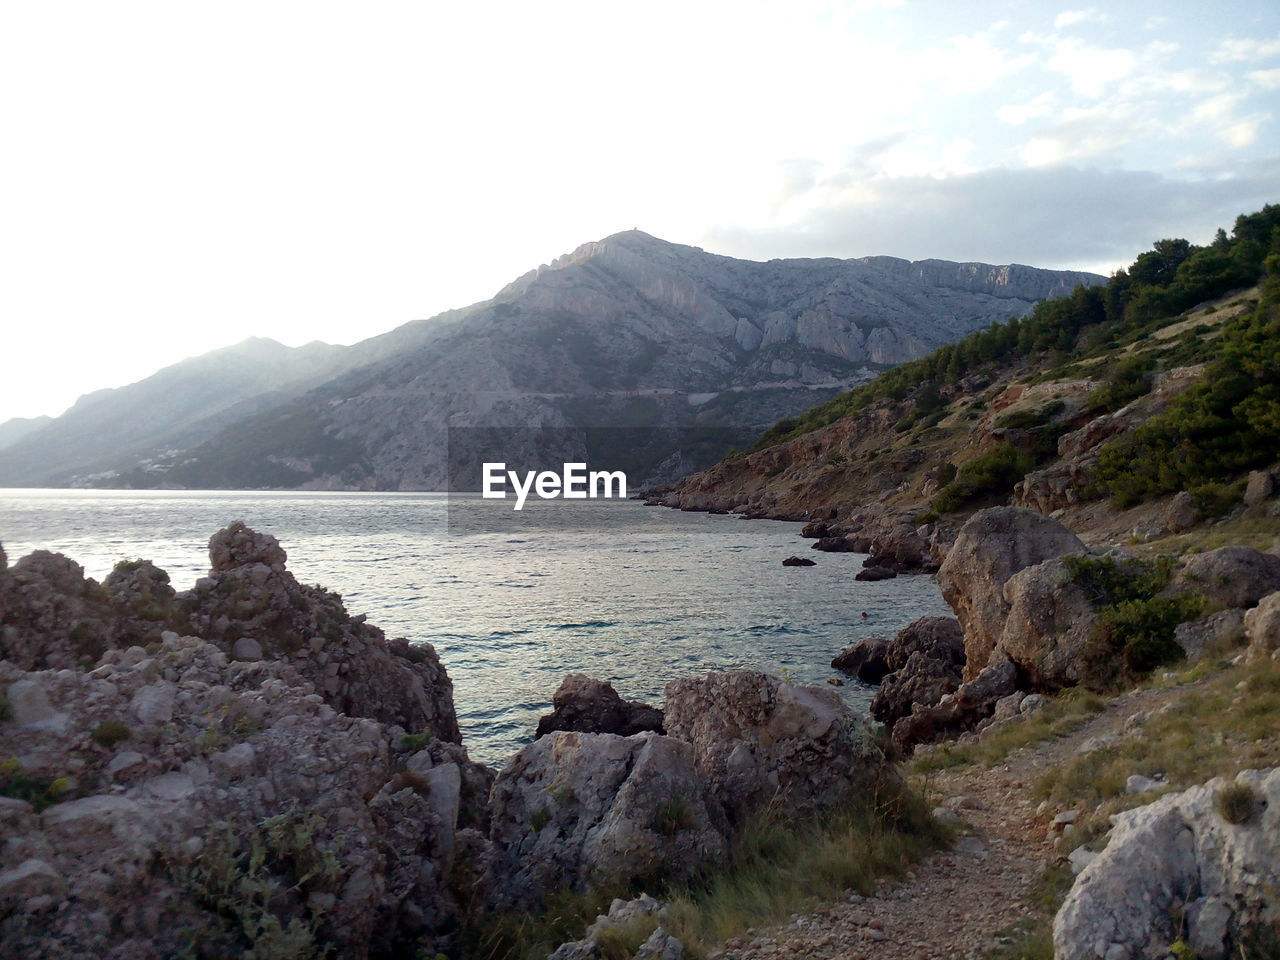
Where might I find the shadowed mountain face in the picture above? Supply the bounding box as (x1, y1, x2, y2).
(2, 231, 1102, 490)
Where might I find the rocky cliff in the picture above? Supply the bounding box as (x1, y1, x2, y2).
(2, 231, 1100, 489)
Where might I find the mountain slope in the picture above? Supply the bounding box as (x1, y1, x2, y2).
(5, 231, 1102, 489)
(0, 338, 349, 486)
(0, 415, 53, 452)
(163, 232, 1101, 490)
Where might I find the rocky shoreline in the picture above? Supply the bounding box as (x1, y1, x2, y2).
(2, 511, 1279, 958)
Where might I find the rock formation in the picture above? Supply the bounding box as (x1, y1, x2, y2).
(535, 673, 665, 738)
(1054, 768, 1280, 960)
(937, 507, 1086, 680)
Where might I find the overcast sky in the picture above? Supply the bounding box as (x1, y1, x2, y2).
(2, 1, 1278, 423)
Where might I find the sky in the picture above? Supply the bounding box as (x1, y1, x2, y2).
(2, 1, 1278, 423)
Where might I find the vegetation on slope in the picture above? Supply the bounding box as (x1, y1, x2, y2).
(745, 203, 1280, 514)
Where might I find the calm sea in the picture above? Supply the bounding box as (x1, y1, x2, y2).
(0, 490, 950, 765)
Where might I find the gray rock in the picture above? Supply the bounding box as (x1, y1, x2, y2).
(1019, 693, 1048, 715)
(1125, 774, 1164, 794)
(232, 635, 264, 661)
(890, 660, 1018, 752)
(1054, 768, 1280, 960)
(997, 553, 1098, 690)
(937, 508, 1085, 680)
(1174, 608, 1245, 662)
(535, 673, 664, 739)
(130, 681, 176, 724)
(1245, 590, 1280, 660)
(830, 636, 893, 683)
(1067, 847, 1098, 875)
(1243, 469, 1275, 507)
(1165, 546, 1280, 610)
(633, 926, 683, 960)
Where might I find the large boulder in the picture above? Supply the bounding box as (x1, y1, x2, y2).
(663, 671, 890, 823)
(871, 651, 961, 727)
(1054, 768, 1280, 960)
(486, 731, 727, 908)
(1176, 608, 1246, 663)
(1164, 546, 1280, 611)
(103, 559, 175, 648)
(830, 636, 892, 683)
(937, 508, 1085, 680)
(1245, 591, 1280, 660)
(890, 660, 1018, 753)
(996, 554, 1099, 690)
(178, 523, 461, 741)
(885, 616, 965, 672)
(0, 632, 481, 959)
(535, 674, 664, 739)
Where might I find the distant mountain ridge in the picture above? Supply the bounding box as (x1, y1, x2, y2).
(0, 231, 1103, 489)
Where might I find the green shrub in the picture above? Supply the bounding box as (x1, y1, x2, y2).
(933, 443, 1034, 512)
(400, 732, 431, 752)
(652, 795, 697, 836)
(1215, 781, 1257, 824)
(175, 803, 342, 960)
(995, 399, 1065, 430)
(1065, 555, 1204, 685)
(1190, 479, 1246, 518)
(529, 807, 551, 833)
(92, 720, 132, 747)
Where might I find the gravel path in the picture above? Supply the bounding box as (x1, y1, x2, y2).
(714, 685, 1178, 960)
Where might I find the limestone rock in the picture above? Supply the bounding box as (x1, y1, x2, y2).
(0, 632, 482, 958)
(871, 651, 961, 727)
(1054, 768, 1280, 960)
(1174, 608, 1245, 663)
(884, 616, 965, 672)
(781, 555, 815, 567)
(177, 524, 461, 740)
(487, 732, 727, 907)
(0, 551, 115, 670)
(1165, 490, 1198, 533)
(663, 671, 890, 823)
(208, 520, 288, 572)
(1243, 469, 1275, 507)
(937, 507, 1085, 680)
(831, 636, 893, 683)
(891, 660, 1018, 753)
(535, 674, 664, 739)
(1244, 591, 1280, 659)
(997, 554, 1098, 690)
(1165, 546, 1280, 610)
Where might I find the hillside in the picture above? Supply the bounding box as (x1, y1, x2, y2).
(657, 204, 1280, 557)
(0, 231, 1099, 489)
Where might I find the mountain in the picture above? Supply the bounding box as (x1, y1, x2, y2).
(0, 338, 350, 487)
(0, 415, 53, 453)
(1, 231, 1103, 489)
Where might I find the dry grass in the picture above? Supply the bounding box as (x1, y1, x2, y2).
(461, 780, 951, 960)
(910, 688, 1106, 774)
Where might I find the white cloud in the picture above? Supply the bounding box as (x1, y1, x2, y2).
(1223, 117, 1264, 148)
(1210, 34, 1280, 63)
(1047, 38, 1137, 98)
(1249, 68, 1280, 90)
(997, 92, 1057, 125)
(1054, 8, 1108, 30)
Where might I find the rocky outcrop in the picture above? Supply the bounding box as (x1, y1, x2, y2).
(177, 523, 461, 741)
(890, 661, 1018, 753)
(831, 636, 893, 683)
(1165, 546, 1280, 611)
(1244, 468, 1275, 507)
(663, 671, 891, 823)
(782, 555, 816, 567)
(1244, 591, 1280, 660)
(0, 551, 117, 671)
(535, 674, 664, 738)
(1175, 609, 1246, 663)
(937, 508, 1086, 680)
(486, 732, 727, 908)
(1054, 768, 1280, 960)
(0, 632, 481, 959)
(1012, 458, 1096, 515)
(996, 554, 1099, 691)
(548, 894, 679, 960)
(871, 651, 961, 728)
(886, 616, 966, 672)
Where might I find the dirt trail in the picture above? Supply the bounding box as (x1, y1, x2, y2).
(715, 686, 1179, 960)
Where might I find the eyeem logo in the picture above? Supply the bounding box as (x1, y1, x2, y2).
(482, 462, 628, 510)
